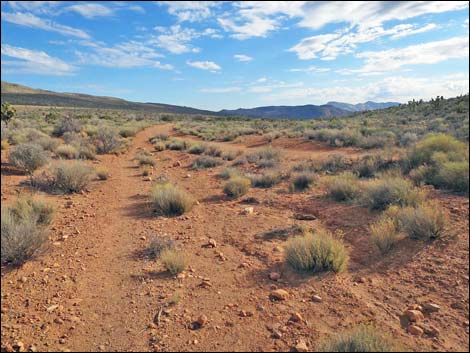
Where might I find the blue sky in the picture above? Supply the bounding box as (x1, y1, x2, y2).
(1, 1, 469, 111)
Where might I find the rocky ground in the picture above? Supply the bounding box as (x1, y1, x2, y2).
(1, 124, 469, 352)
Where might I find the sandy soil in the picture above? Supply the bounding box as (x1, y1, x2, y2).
(1, 124, 468, 352)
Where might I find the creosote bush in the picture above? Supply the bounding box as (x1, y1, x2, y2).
(160, 249, 186, 275)
(285, 227, 348, 274)
(320, 325, 396, 352)
(223, 176, 251, 198)
(150, 182, 194, 216)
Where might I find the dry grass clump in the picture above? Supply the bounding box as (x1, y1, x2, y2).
(154, 141, 166, 152)
(285, 227, 348, 274)
(324, 172, 360, 202)
(247, 171, 282, 188)
(397, 201, 448, 240)
(191, 156, 223, 169)
(134, 151, 155, 167)
(290, 171, 317, 192)
(223, 176, 251, 198)
(166, 138, 190, 151)
(55, 144, 79, 159)
(150, 182, 195, 216)
(1, 195, 54, 266)
(319, 325, 396, 352)
(96, 167, 109, 180)
(370, 216, 402, 254)
(218, 167, 242, 180)
(93, 127, 121, 154)
(48, 161, 95, 193)
(160, 249, 186, 275)
(146, 236, 175, 259)
(246, 147, 281, 168)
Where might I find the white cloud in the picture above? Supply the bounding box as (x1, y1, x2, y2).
(149, 25, 218, 54)
(200, 87, 241, 93)
(234, 54, 253, 62)
(357, 36, 469, 73)
(289, 66, 330, 73)
(74, 40, 173, 70)
(289, 23, 439, 60)
(218, 13, 278, 40)
(66, 4, 114, 19)
(187, 60, 221, 71)
(262, 74, 469, 105)
(1, 44, 76, 75)
(1, 11, 90, 38)
(5, 1, 61, 15)
(157, 1, 219, 22)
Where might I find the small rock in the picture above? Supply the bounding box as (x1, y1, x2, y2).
(405, 309, 424, 322)
(269, 272, 281, 281)
(424, 325, 440, 337)
(207, 239, 217, 248)
(289, 312, 303, 323)
(312, 295, 323, 303)
(408, 324, 424, 336)
(295, 340, 309, 352)
(196, 314, 208, 327)
(173, 161, 182, 167)
(422, 303, 440, 313)
(242, 207, 254, 215)
(140, 236, 146, 241)
(270, 289, 289, 301)
(54, 318, 64, 325)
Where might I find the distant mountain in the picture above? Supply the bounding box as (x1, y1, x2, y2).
(327, 101, 400, 112)
(1, 81, 217, 116)
(219, 104, 350, 119)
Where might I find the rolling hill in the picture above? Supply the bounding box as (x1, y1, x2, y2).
(219, 104, 351, 119)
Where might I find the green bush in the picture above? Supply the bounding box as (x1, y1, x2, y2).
(94, 127, 121, 154)
(166, 139, 189, 151)
(219, 167, 242, 180)
(325, 172, 360, 202)
(246, 147, 281, 168)
(9, 143, 49, 174)
(285, 228, 348, 274)
(435, 161, 469, 194)
(150, 182, 194, 216)
(248, 171, 282, 188)
(320, 325, 396, 352)
(362, 176, 426, 210)
(370, 217, 401, 254)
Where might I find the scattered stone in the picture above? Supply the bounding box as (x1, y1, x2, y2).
(239, 310, 253, 317)
(207, 239, 217, 248)
(405, 309, 424, 323)
(312, 295, 323, 303)
(196, 314, 208, 328)
(13, 342, 25, 352)
(54, 318, 64, 325)
(293, 213, 316, 221)
(242, 207, 254, 215)
(173, 161, 182, 167)
(295, 340, 309, 352)
(19, 276, 27, 283)
(408, 324, 424, 336)
(289, 312, 303, 323)
(422, 303, 440, 313)
(46, 304, 59, 313)
(269, 272, 281, 281)
(424, 325, 440, 337)
(270, 289, 289, 301)
(140, 236, 146, 241)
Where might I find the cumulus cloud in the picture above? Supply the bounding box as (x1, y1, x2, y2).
(187, 60, 221, 71)
(1, 44, 76, 75)
(65, 3, 114, 19)
(157, 1, 219, 22)
(234, 54, 253, 62)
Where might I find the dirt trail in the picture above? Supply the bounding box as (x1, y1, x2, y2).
(1, 123, 469, 352)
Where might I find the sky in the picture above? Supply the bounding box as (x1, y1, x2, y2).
(1, 1, 469, 111)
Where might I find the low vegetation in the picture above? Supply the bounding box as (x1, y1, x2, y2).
(191, 156, 223, 169)
(285, 227, 348, 274)
(146, 236, 175, 259)
(324, 172, 360, 202)
(9, 143, 49, 175)
(48, 161, 95, 193)
(160, 249, 186, 275)
(223, 176, 251, 198)
(290, 171, 317, 192)
(150, 182, 195, 216)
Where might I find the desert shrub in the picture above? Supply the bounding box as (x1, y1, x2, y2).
(160, 249, 186, 275)
(362, 176, 426, 210)
(324, 172, 360, 202)
(55, 144, 79, 159)
(53, 118, 82, 136)
(150, 182, 194, 216)
(149, 133, 168, 143)
(49, 161, 94, 193)
(370, 217, 401, 254)
(223, 176, 251, 198)
(353, 154, 396, 178)
(285, 227, 348, 274)
(204, 145, 222, 157)
(119, 126, 138, 138)
(290, 172, 317, 192)
(188, 143, 207, 154)
(154, 141, 166, 152)
(222, 150, 240, 161)
(96, 167, 109, 180)
(246, 147, 281, 168)
(77, 144, 97, 160)
(9, 128, 49, 145)
(219, 167, 242, 180)
(247, 171, 282, 188)
(37, 136, 61, 152)
(94, 127, 121, 154)
(399, 132, 419, 147)
(397, 202, 448, 240)
(8, 195, 54, 226)
(135, 151, 155, 167)
(1, 139, 9, 150)
(9, 143, 49, 174)
(146, 236, 175, 259)
(435, 161, 469, 194)
(320, 325, 396, 352)
(142, 165, 152, 176)
(320, 153, 352, 173)
(166, 139, 189, 151)
(191, 156, 223, 169)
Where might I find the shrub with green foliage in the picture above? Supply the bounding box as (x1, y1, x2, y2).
(191, 156, 223, 169)
(9, 143, 49, 174)
(160, 249, 186, 275)
(370, 217, 401, 254)
(247, 171, 282, 188)
(290, 171, 317, 192)
(94, 127, 121, 154)
(320, 325, 396, 352)
(49, 161, 94, 193)
(166, 138, 189, 151)
(246, 147, 281, 168)
(324, 172, 360, 202)
(223, 176, 251, 198)
(397, 202, 448, 240)
(150, 182, 194, 216)
(285, 228, 348, 274)
(55, 144, 79, 159)
(219, 167, 242, 180)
